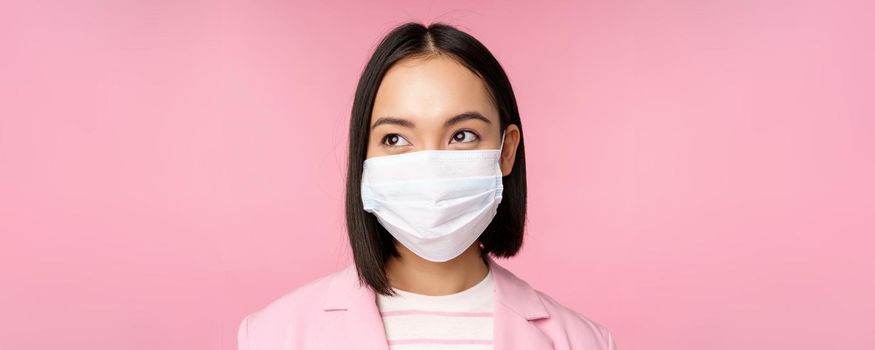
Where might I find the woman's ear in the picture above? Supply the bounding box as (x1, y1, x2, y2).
(499, 124, 521, 176)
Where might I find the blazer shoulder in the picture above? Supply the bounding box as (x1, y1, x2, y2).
(237, 264, 352, 349)
(533, 289, 618, 350)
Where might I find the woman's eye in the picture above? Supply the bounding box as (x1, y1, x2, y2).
(381, 133, 410, 147)
(450, 130, 480, 143)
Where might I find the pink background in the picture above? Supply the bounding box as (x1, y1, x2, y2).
(2, 0, 873, 349)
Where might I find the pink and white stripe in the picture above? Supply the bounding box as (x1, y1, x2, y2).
(377, 269, 496, 349)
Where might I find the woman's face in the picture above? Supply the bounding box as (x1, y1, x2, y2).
(367, 54, 519, 176)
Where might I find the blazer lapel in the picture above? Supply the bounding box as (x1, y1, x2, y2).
(317, 264, 390, 349)
(316, 256, 553, 349)
(487, 255, 555, 349)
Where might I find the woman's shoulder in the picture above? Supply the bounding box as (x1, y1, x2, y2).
(533, 287, 617, 348)
(484, 256, 617, 348)
(246, 263, 353, 315)
(237, 264, 354, 347)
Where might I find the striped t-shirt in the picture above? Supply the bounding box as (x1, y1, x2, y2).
(377, 268, 495, 349)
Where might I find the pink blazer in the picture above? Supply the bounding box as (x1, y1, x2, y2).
(237, 255, 617, 349)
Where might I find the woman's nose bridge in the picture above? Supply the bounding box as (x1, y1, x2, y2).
(417, 131, 447, 151)
(420, 136, 444, 150)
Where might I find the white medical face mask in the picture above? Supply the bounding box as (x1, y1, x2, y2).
(361, 130, 507, 262)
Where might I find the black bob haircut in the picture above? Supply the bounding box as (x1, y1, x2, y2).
(345, 22, 527, 296)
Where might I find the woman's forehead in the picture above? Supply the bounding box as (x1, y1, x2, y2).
(371, 55, 499, 127)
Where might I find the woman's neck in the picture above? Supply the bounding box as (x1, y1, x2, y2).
(385, 242, 489, 296)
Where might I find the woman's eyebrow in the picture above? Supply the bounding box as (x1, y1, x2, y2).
(371, 111, 491, 130)
(444, 111, 491, 127)
(371, 116, 414, 130)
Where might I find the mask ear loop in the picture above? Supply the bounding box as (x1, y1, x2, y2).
(497, 128, 508, 176)
(496, 127, 508, 181)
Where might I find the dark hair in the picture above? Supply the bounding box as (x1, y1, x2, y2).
(345, 22, 527, 296)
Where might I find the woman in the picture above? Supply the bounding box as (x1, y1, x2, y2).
(237, 22, 617, 350)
